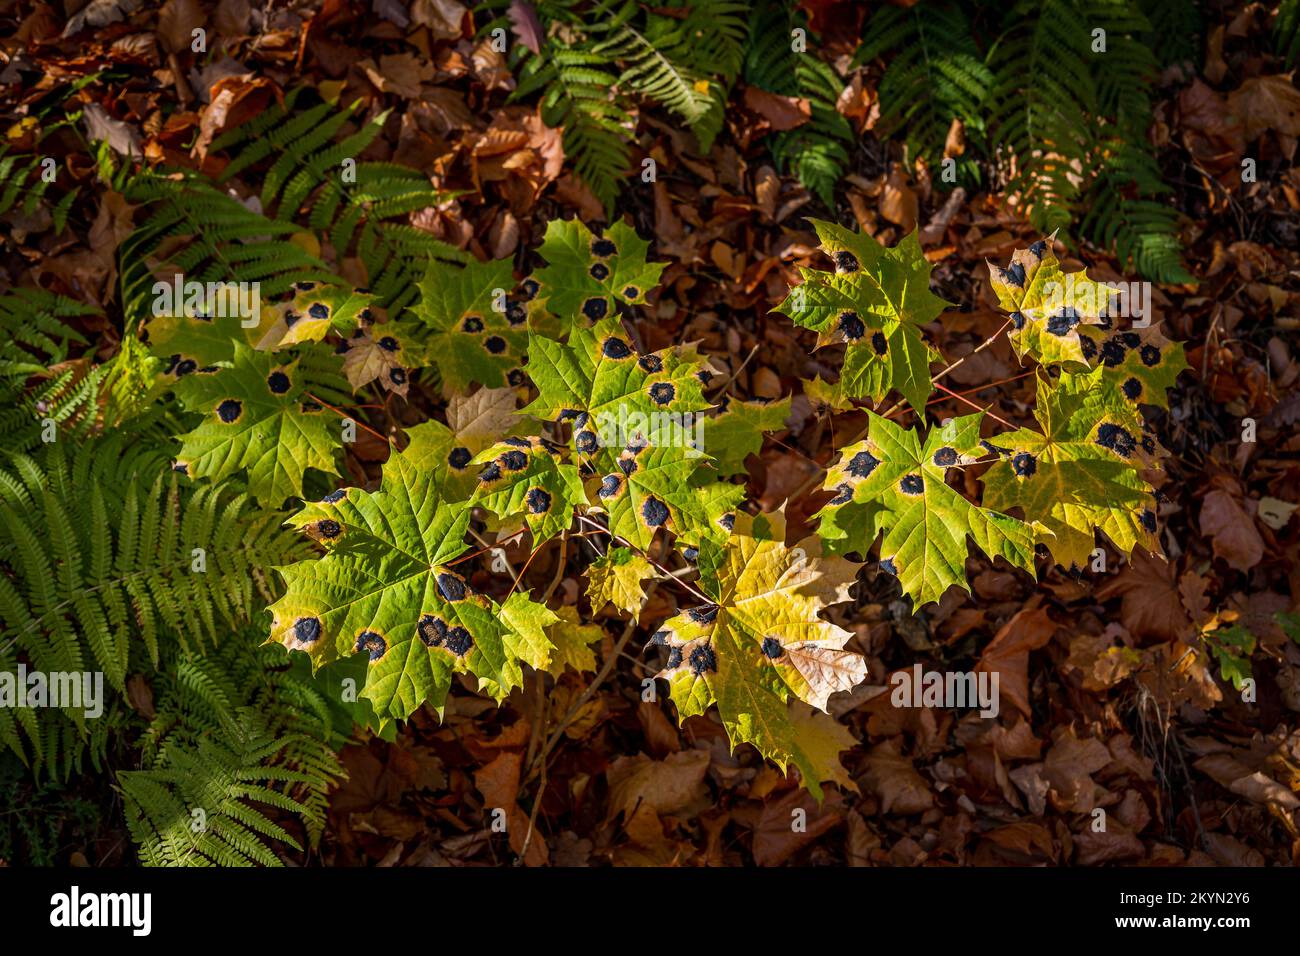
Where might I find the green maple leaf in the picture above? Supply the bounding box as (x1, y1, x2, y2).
(532, 220, 666, 335)
(522, 317, 712, 468)
(988, 238, 1190, 415)
(808, 218, 891, 270)
(256, 283, 375, 350)
(801, 375, 858, 413)
(145, 281, 370, 370)
(587, 546, 657, 614)
(484, 592, 561, 697)
(982, 367, 1160, 571)
(675, 473, 748, 550)
(413, 258, 528, 393)
(145, 310, 255, 379)
(653, 511, 866, 799)
(472, 437, 587, 543)
(379, 420, 481, 503)
(703, 396, 792, 476)
(1079, 323, 1188, 432)
(592, 441, 742, 550)
(818, 412, 1037, 607)
(776, 222, 944, 413)
(268, 434, 557, 721)
(173, 343, 345, 504)
(788, 702, 859, 793)
(987, 236, 1115, 366)
(542, 606, 604, 676)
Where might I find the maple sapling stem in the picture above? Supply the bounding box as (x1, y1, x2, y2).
(508, 536, 548, 598)
(933, 381, 1017, 429)
(541, 529, 569, 604)
(524, 582, 660, 785)
(522, 667, 546, 795)
(787, 316, 1019, 503)
(518, 742, 547, 864)
(452, 527, 527, 566)
(576, 514, 710, 603)
(305, 392, 391, 444)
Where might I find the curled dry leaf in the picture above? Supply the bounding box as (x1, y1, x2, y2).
(1200, 488, 1265, 572)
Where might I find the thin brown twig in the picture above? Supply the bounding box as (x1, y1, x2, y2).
(540, 529, 569, 605)
(518, 746, 548, 865)
(876, 316, 1015, 421)
(524, 528, 571, 768)
(711, 344, 761, 396)
(519, 527, 571, 862)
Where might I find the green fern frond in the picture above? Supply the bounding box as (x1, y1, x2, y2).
(0, 438, 310, 780)
(983, 0, 1190, 280)
(0, 142, 79, 234)
(744, 4, 853, 206)
(1084, 2, 1192, 282)
(122, 637, 347, 867)
(1276, 0, 1300, 68)
(1082, 143, 1193, 283)
(672, 0, 750, 82)
(487, 0, 748, 212)
(0, 289, 94, 374)
(987, 0, 1099, 233)
(857, 2, 992, 182)
(776, 58, 854, 208)
(0, 701, 127, 789)
(119, 717, 337, 867)
(208, 89, 468, 316)
(599, 28, 721, 149)
(503, 1, 633, 213)
(0, 290, 107, 451)
(1138, 0, 1202, 67)
(1090, 0, 1158, 131)
(518, 44, 632, 213)
(119, 172, 339, 329)
(603, 0, 749, 151)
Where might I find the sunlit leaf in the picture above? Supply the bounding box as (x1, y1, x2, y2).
(776, 222, 944, 413)
(532, 220, 666, 336)
(653, 511, 865, 799)
(818, 411, 1037, 607)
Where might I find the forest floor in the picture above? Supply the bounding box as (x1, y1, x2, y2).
(1, 0, 1298, 867)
